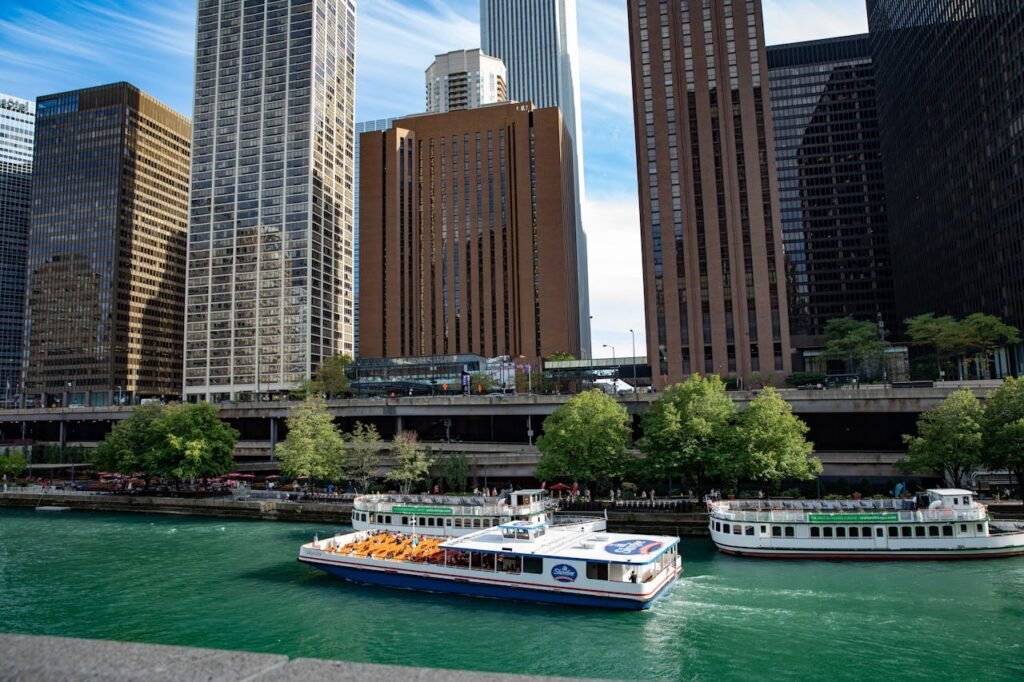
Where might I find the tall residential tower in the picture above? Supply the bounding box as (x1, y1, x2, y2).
(627, 0, 791, 385)
(481, 0, 590, 357)
(23, 83, 191, 407)
(185, 0, 357, 401)
(0, 94, 34, 403)
(425, 49, 507, 114)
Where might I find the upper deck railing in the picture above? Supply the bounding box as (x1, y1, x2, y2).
(354, 494, 544, 517)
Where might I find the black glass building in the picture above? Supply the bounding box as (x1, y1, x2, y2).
(867, 1, 1024, 338)
(767, 34, 894, 348)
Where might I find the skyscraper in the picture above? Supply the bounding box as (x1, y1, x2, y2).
(23, 82, 191, 407)
(481, 0, 591, 358)
(358, 103, 581, 362)
(425, 49, 507, 114)
(627, 0, 791, 385)
(185, 0, 357, 402)
(0, 94, 34, 404)
(767, 35, 894, 347)
(868, 1, 1024, 344)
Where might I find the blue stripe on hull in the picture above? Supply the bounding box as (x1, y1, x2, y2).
(302, 560, 658, 610)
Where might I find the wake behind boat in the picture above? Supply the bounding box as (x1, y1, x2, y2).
(708, 488, 1024, 560)
(298, 519, 681, 610)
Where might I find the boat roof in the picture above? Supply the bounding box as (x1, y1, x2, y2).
(440, 524, 677, 564)
(928, 488, 974, 496)
(515, 489, 546, 496)
(498, 520, 547, 530)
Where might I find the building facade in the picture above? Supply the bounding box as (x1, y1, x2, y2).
(425, 49, 507, 114)
(627, 0, 791, 386)
(185, 0, 357, 402)
(767, 35, 894, 349)
(358, 103, 581, 363)
(867, 0, 1024, 337)
(23, 83, 191, 407)
(0, 94, 34, 404)
(481, 0, 590, 357)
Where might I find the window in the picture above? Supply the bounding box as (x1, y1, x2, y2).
(454, 518, 463, 528)
(586, 563, 609, 580)
(915, 526, 925, 537)
(361, 514, 367, 522)
(836, 527, 846, 538)
(864, 527, 873, 538)
(733, 525, 742, 535)
(928, 526, 939, 537)
(523, 557, 543, 574)
(771, 526, 781, 537)
(888, 527, 898, 538)
(942, 526, 953, 537)
(784, 527, 795, 538)
(446, 518, 452, 527)
(824, 527, 833, 538)
(810, 527, 820, 537)
(760, 525, 767, 534)
(876, 528, 883, 538)
(960, 524, 967, 533)
(401, 517, 409, 525)
(715, 522, 721, 531)
(849, 527, 859, 538)
(385, 516, 392, 524)
(977, 524, 984, 532)
(724, 524, 731, 534)
(902, 527, 912, 537)
(745, 526, 754, 536)
(419, 517, 426, 527)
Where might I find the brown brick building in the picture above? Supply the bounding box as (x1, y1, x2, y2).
(358, 103, 580, 363)
(23, 82, 190, 407)
(628, 0, 791, 386)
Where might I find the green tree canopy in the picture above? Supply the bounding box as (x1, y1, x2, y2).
(276, 394, 346, 481)
(982, 377, 1024, 498)
(469, 371, 496, 394)
(535, 389, 632, 485)
(638, 375, 735, 489)
(440, 452, 470, 493)
(149, 403, 239, 481)
(91, 403, 166, 474)
(822, 316, 888, 377)
(344, 421, 381, 493)
(729, 387, 820, 491)
(0, 450, 27, 478)
(316, 353, 353, 398)
(386, 432, 432, 494)
(899, 388, 984, 487)
(905, 312, 1020, 379)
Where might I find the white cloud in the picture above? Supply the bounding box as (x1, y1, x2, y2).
(762, 0, 869, 45)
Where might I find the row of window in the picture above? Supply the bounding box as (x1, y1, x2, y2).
(715, 521, 985, 539)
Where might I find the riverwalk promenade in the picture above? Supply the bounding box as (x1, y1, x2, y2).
(0, 633, 594, 681)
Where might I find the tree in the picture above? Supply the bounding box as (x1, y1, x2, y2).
(345, 421, 381, 493)
(440, 452, 470, 493)
(822, 316, 888, 378)
(545, 352, 576, 394)
(905, 312, 1020, 380)
(638, 375, 735, 490)
(275, 394, 346, 481)
(729, 387, 820, 492)
(536, 389, 632, 485)
(469, 371, 495, 394)
(0, 450, 27, 478)
(899, 388, 984, 487)
(386, 431, 432, 494)
(148, 403, 239, 481)
(961, 313, 1020, 379)
(316, 353, 353, 398)
(91, 403, 167, 474)
(982, 377, 1024, 499)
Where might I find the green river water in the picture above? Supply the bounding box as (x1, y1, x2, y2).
(1, 509, 1022, 680)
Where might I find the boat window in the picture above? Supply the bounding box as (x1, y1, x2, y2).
(361, 514, 367, 522)
(977, 524, 984, 532)
(760, 525, 767, 534)
(960, 524, 967, 533)
(901, 527, 912, 537)
(715, 522, 721, 532)
(915, 526, 925, 537)
(836, 527, 846, 538)
(401, 517, 409, 525)
(771, 526, 781, 537)
(454, 518, 463, 528)
(928, 526, 939, 537)
(473, 519, 482, 528)
(849, 527, 859, 538)
(889, 526, 898, 537)
(864, 527, 873, 537)
(723, 524, 731, 534)
(965, 496, 971, 505)
(446, 518, 452, 526)
(733, 525, 742, 535)
(745, 526, 754, 535)
(499, 555, 521, 573)
(953, 498, 959, 505)
(942, 526, 953, 537)
(810, 527, 820, 537)
(875, 528, 883, 538)
(824, 527, 833, 538)
(384, 516, 391, 524)
(523, 557, 543, 574)
(586, 563, 609, 581)
(784, 527, 794, 538)
(351, 511, 356, 521)
(419, 517, 426, 527)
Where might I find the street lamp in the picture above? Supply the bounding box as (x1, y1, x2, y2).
(603, 344, 617, 390)
(629, 329, 636, 389)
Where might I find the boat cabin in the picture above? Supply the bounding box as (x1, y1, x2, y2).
(498, 520, 547, 542)
(923, 488, 975, 510)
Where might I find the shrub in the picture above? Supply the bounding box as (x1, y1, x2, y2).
(785, 372, 826, 388)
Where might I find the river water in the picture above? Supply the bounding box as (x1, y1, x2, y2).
(1, 509, 1022, 680)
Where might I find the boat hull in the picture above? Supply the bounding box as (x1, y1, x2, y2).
(299, 556, 679, 610)
(711, 535, 1024, 560)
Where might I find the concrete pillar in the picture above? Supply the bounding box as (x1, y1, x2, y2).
(59, 421, 66, 449)
(269, 417, 278, 449)
(395, 415, 403, 434)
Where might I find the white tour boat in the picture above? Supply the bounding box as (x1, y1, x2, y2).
(709, 488, 1024, 560)
(351, 489, 567, 537)
(298, 519, 681, 609)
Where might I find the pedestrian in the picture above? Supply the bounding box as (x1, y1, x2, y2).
(641, 490, 647, 499)
(650, 489, 655, 502)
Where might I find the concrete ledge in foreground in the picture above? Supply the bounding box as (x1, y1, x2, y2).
(0, 634, 599, 682)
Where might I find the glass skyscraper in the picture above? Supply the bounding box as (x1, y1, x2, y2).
(0, 94, 34, 404)
(767, 35, 894, 345)
(185, 0, 357, 401)
(481, 0, 591, 357)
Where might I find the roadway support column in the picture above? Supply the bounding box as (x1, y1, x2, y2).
(395, 415, 403, 434)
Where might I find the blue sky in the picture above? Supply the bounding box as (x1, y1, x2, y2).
(0, 0, 868, 357)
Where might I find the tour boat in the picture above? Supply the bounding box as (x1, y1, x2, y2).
(351, 489, 570, 537)
(708, 488, 1024, 560)
(298, 519, 682, 610)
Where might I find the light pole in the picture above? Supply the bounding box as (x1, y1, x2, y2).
(589, 315, 594, 389)
(629, 329, 636, 390)
(603, 344, 616, 391)
(877, 312, 887, 386)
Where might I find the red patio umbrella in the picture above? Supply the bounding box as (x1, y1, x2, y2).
(548, 482, 570, 491)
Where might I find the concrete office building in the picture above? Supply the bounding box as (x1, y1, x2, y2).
(0, 94, 34, 404)
(185, 0, 357, 402)
(627, 0, 791, 385)
(767, 35, 894, 350)
(481, 0, 591, 358)
(358, 103, 581, 363)
(425, 49, 507, 114)
(23, 83, 190, 407)
(867, 0, 1024, 352)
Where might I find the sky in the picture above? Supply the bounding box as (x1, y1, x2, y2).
(0, 0, 868, 358)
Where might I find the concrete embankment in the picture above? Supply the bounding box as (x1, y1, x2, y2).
(0, 633, 595, 682)
(0, 490, 712, 535)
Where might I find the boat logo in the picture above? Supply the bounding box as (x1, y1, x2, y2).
(550, 564, 578, 583)
(605, 539, 664, 556)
